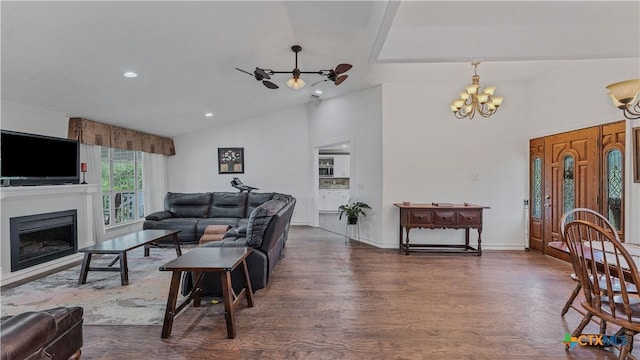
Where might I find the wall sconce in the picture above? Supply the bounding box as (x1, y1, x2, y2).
(606, 79, 640, 119)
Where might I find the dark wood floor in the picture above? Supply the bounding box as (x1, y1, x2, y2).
(78, 226, 637, 359)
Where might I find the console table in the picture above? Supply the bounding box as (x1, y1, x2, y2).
(393, 203, 490, 256)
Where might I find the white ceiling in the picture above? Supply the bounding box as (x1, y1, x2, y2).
(2, 1, 638, 138)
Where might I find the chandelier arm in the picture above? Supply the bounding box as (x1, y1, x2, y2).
(478, 109, 496, 118)
(623, 105, 640, 120)
(630, 101, 640, 115)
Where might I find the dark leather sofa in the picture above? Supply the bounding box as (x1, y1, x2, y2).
(0, 306, 83, 360)
(143, 191, 296, 294)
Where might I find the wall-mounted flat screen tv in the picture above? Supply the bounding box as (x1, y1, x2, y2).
(1, 130, 80, 186)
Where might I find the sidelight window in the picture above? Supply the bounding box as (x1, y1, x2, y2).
(532, 157, 542, 218)
(563, 155, 575, 221)
(605, 149, 623, 230)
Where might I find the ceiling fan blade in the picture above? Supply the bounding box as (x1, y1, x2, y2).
(235, 67, 254, 76)
(334, 64, 352, 75)
(255, 67, 271, 80)
(263, 80, 279, 89)
(334, 74, 348, 86)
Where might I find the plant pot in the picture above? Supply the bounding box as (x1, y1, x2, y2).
(347, 216, 358, 225)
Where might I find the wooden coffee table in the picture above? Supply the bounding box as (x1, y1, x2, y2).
(78, 229, 181, 286)
(159, 247, 254, 339)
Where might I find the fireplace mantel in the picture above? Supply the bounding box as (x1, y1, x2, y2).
(1, 184, 96, 199)
(1, 184, 98, 285)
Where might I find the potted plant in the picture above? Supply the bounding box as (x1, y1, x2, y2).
(337, 200, 371, 225)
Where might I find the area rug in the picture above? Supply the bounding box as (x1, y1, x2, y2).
(1, 246, 196, 325)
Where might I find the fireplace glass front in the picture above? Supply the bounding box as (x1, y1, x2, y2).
(10, 209, 78, 272)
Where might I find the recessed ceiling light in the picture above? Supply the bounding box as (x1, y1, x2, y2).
(314, 90, 323, 95)
(205, 113, 214, 117)
(342, 144, 347, 148)
(123, 71, 138, 78)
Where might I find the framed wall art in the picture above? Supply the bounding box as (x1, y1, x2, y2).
(218, 147, 244, 174)
(634, 127, 640, 183)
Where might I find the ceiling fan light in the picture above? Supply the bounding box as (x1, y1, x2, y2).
(287, 77, 305, 90)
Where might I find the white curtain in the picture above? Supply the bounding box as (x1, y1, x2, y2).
(80, 144, 106, 243)
(143, 152, 168, 215)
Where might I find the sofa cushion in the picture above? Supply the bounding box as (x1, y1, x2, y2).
(165, 192, 211, 218)
(144, 211, 173, 221)
(246, 199, 287, 247)
(143, 218, 197, 243)
(209, 192, 247, 218)
(201, 236, 249, 248)
(246, 192, 274, 217)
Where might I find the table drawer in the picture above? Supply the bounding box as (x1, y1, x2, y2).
(457, 210, 482, 226)
(433, 210, 456, 225)
(408, 210, 433, 225)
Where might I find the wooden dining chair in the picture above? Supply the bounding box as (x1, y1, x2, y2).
(560, 208, 622, 317)
(563, 219, 640, 359)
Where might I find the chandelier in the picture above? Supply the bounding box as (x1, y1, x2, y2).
(606, 79, 640, 120)
(450, 62, 504, 119)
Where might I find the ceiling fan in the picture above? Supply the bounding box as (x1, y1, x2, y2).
(235, 45, 352, 90)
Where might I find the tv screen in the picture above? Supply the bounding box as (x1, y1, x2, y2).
(1, 130, 80, 185)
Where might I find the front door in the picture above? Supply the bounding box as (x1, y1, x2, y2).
(529, 121, 626, 261)
(543, 126, 600, 261)
(529, 126, 600, 261)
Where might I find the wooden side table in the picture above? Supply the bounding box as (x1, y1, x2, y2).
(393, 203, 490, 256)
(159, 247, 254, 339)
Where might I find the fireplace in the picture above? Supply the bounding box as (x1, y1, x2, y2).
(10, 210, 78, 272)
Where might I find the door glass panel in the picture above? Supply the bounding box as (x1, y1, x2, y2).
(532, 157, 542, 218)
(563, 155, 575, 221)
(606, 149, 623, 230)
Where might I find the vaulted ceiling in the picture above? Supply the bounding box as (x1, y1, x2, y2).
(2, 1, 638, 138)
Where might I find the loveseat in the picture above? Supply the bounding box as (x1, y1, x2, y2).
(143, 191, 296, 293)
(0, 306, 83, 360)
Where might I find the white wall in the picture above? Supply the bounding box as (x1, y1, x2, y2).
(4, 57, 638, 248)
(308, 86, 384, 245)
(1, 100, 69, 138)
(168, 106, 311, 225)
(0, 100, 147, 239)
(381, 81, 530, 249)
(527, 58, 640, 244)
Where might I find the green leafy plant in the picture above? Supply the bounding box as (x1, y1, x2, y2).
(337, 200, 371, 224)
